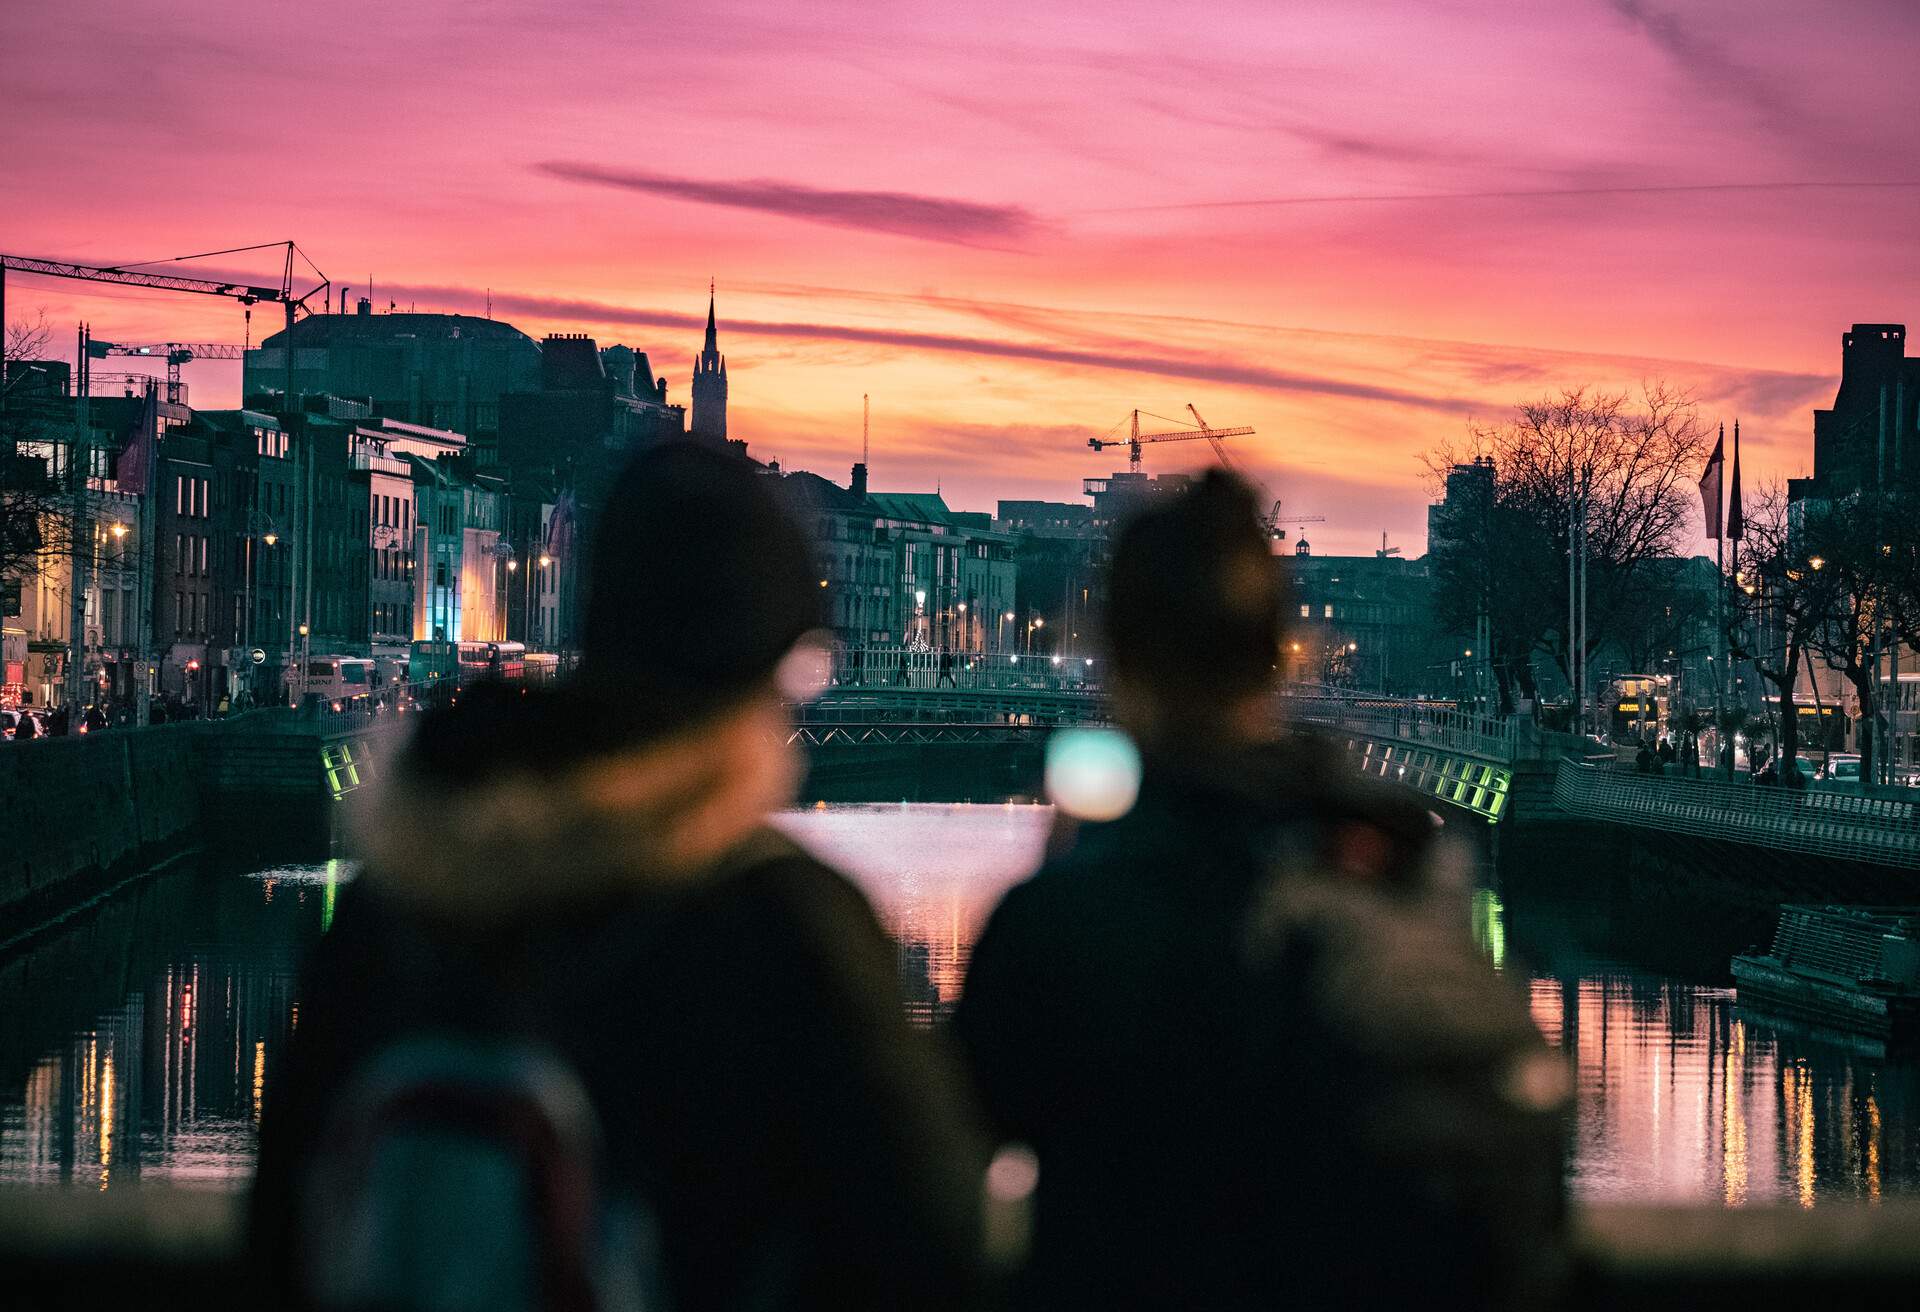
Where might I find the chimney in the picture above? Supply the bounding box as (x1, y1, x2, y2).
(851, 461, 868, 500)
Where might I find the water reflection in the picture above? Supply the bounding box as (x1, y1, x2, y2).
(5, 806, 1920, 1206)
(774, 802, 1052, 1023)
(0, 863, 335, 1187)
(1494, 871, 1920, 1205)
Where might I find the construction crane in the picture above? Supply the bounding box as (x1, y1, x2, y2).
(0, 241, 325, 715)
(1088, 406, 1254, 474)
(1174, 402, 1325, 545)
(0, 241, 328, 405)
(86, 341, 248, 404)
(1266, 498, 1326, 545)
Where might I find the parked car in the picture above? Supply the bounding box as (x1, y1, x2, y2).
(1822, 754, 1863, 783)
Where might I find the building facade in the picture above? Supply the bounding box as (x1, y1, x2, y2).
(245, 306, 542, 441)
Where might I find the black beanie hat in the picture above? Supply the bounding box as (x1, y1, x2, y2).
(1105, 468, 1287, 702)
(577, 441, 821, 733)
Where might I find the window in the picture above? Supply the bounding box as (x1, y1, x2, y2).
(175, 534, 185, 574)
(198, 536, 207, 575)
(1300, 604, 1310, 618)
(174, 592, 184, 638)
(1323, 604, 1334, 618)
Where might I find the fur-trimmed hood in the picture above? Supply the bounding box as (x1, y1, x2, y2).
(352, 696, 802, 923)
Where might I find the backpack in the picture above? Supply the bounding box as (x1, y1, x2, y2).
(301, 1033, 661, 1312)
(1235, 854, 1571, 1309)
(297, 901, 669, 1312)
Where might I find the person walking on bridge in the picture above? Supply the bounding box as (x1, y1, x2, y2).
(954, 470, 1570, 1311)
(254, 443, 990, 1312)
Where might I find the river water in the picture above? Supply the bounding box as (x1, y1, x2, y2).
(3, 802, 1916, 1205)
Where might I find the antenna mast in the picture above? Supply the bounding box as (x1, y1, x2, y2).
(862, 393, 870, 465)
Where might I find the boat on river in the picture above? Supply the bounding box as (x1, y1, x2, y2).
(1732, 905, 1920, 1044)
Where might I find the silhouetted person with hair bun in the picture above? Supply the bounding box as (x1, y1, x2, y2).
(955, 468, 1570, 1310)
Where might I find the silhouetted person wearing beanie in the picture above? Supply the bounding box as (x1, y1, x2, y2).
(255, 443, 989, 1311)
(954, 469, 1569, 1311)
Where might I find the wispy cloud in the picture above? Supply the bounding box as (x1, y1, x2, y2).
(405, 281, 1473, 414)
(535, 161, 1041, 248)
(1087, 179, 1920, 215)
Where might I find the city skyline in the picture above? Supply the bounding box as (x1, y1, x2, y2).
(6, 0, 1920, 554)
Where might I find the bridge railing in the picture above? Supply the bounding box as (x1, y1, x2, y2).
(1282, 692, 1597, 764)
(1553, 758, 1920, 869)
(829, 644, 1102, 695)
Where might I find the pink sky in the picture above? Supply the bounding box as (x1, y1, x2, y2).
(5, 0, 1918, 554)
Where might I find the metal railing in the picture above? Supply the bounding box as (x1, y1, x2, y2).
(802, 686, 1110, 727)
(829, 645, 1101, 695)
(1553, 759, 1920, 869)
(1284, 695, 1596, 764)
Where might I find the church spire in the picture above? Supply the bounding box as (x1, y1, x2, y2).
(691, 279, 729, 445)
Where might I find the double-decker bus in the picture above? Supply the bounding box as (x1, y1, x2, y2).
(409, 639, 528, 685)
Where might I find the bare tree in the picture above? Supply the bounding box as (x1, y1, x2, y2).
(1426, 383, 1712, 711)
(1, 310, 70, 596)
(1725, 483, 1841, 776)
(5, 306, 54, 361)
(0, 418, 70, 593)
(1799, 490, 1911, 789)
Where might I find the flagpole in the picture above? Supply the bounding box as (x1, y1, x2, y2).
(135, 383, 155, 725)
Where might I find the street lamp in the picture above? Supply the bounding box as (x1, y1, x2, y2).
(1027, 614, 1043, 654)
(241, 511, 277, 707)
(534, 552, 551, 650)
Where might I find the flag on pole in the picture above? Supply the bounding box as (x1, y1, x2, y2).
(1698, 424, 1724, 540)
(545, 489, 577, 561)
(1726, 420, 1745, 542)
(116, 382, 157, 496)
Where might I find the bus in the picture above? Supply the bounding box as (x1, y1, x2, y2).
(1607, 674, 1671, 743)
(305, 655, 375, 706)
(408, 639, 528, 685)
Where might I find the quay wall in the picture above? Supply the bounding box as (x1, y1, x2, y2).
(0, 715, 382, 939)
(803, 739, 1047, 803)
(0, 723, 205, 935)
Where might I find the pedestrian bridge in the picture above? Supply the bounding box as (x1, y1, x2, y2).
(1553, 759, 1920, 870)
(790, 646, 1109, 746)
(1283, 695, 1593, 825)
(1292, 694, 1920, 868)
